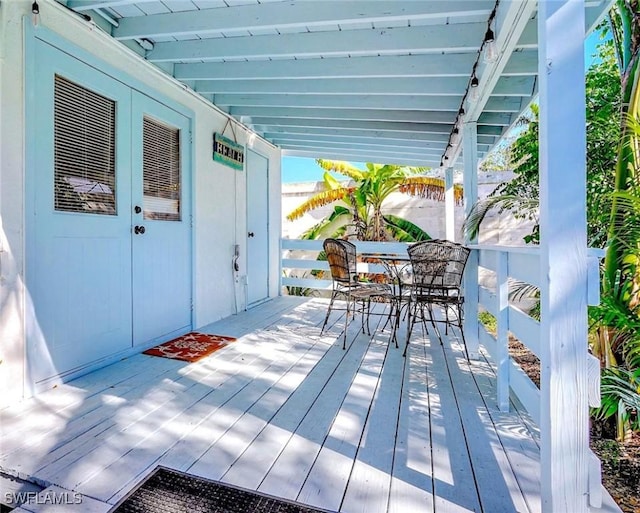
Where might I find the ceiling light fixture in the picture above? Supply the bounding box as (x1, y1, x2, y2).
(483, 26, 498, 63)
(469, 73, 480, 103)
(137, 38, 154, 51)
(32, 1, 40, 26)
(451, 126, 461, 145)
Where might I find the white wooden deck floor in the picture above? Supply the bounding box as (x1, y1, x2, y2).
(1, 297, 542, 513)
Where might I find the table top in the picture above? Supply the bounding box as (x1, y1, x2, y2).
(359, 252, 410, 262)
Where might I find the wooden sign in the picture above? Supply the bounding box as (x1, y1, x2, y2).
(213, 132, 244, 170)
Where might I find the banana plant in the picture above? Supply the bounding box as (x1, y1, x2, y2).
(287, 159, 462, 242)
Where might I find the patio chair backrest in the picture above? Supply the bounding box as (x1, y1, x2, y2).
(408, 240, 470, 290)
(323, 238, 358, 284)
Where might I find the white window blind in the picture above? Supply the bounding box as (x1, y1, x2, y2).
(143, 116, 181, 221)
(54, 75, 116, 215)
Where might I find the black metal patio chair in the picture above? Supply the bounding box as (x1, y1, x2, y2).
(404, 239, 471, 356)
(320, 238, 393, 349)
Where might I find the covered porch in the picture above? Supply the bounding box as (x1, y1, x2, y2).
(1, 296, 542, 513)
(0, 1, 620, 511)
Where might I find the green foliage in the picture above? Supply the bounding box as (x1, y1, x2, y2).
(590, 272, 640, 364)
(462, 194, 539, 243)
(586, 39, 622, 248)
(382, 215, 432, 242)
(289, 160, 438, 242)
(478, 311, 497, 335)
(594, 368, 640, 437)
(465, 37, 621, 247)
(494, 105, 540, 202)
(479, 140, 514, 172)
(603, 0, 640, 285)
(299, 206, 350, 240)
(463, 107, 541, 245)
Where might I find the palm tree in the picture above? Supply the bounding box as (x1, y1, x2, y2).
(462, 106, 540, 244)
(286, 159, 462, 242)
(604, 0, 640, 288)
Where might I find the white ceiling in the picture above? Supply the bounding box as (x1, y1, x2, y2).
(59, 0, 613, 168)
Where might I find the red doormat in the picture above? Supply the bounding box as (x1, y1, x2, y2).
(143, 332, 236, 362)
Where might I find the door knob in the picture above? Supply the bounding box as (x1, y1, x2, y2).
(248, 232, 255, 238)
(134, 205, 142, 214)
(134, 225, 146, 235)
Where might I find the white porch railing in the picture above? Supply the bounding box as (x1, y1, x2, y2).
(281, 238, 604, 427)
(281, 238, 411, 292)
(472, 245, 543, 422)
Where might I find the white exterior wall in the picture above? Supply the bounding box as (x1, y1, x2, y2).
(0, 0, 281, 403)
(0, 2, 29, 403)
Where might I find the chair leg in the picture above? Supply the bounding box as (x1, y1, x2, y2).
(362, 299, 371, 335)
(444, 304, 450, 335)
(392, 298, 400, 349)
(381, 298, 394, 331)
(343, 294, 351, 350)
(403, 298, 418, 357)
(321, 290, 338, 335)
(457, 302, 469, 360)
(423, 303, 443, 345)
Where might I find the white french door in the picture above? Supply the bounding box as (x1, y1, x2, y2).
(131, 92, 192, 345)
(28, 41, 133, 384)
(27, 41, 192, 386)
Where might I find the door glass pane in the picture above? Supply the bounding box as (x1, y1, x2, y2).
(143, 116, 181, 221)
(54, 75, 116, 215)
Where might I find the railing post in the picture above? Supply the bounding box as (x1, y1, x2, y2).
(444, 166, 455, 242)
(462, 122, 479, 358)
(538, 1, 589, 511)
(496, 250, 510, 411)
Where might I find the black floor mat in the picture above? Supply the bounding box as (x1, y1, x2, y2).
(110, 467, 335, 513)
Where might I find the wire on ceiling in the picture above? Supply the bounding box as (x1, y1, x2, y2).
(440, 0, 500, 168)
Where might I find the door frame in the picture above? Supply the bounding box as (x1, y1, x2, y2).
(245, 149, 271, 308)
(24, 24, 196, 392)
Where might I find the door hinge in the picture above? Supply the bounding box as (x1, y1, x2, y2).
(189, 131, 193, 144)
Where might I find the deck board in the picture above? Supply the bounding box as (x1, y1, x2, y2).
(297, 316, 390, 511)
(257, 321, 376, 501)
(427, 335, 483, 513)
(440, 337, 532, 513)
(340, 323, 406, 513)
(387, 332, 434, 513)
(0, 297, 542, 513)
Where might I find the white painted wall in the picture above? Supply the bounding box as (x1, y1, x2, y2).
(0, 2, 29, 403)
(0, 0, 281, 403)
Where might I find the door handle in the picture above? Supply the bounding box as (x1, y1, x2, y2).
(134, 225, 146, 235)
(248, 232, 255, 238)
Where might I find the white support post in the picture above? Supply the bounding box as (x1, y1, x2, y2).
(538, 2, 589, 512)
(496, 251, 510, 411)
(463, 122, 479, 359)
(444, 166, 455, 241)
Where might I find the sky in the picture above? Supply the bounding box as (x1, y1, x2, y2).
(281, 30, 610, 184)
